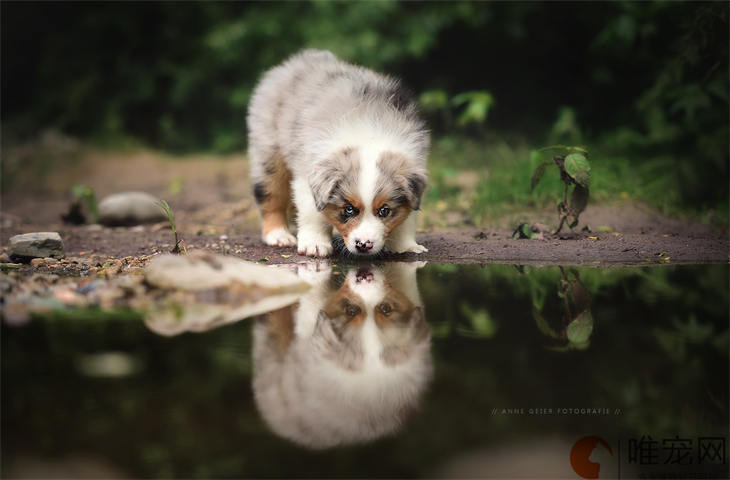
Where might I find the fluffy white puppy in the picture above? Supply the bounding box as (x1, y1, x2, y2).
(247, 49, 429, 257)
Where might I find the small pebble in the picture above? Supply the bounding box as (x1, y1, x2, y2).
(9, 232, 66, 261)
(98, 191, 167, 226)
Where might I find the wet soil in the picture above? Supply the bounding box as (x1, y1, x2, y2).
(2, 148, 727, 271)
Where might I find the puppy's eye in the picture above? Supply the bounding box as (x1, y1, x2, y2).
(343, 204, 358, 217)
(345, 304, 360, 317)
(378, 303, 392, 315)
(377, 205, 390, 218)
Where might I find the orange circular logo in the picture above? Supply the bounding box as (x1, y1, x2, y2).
(570, 435, 613, 479)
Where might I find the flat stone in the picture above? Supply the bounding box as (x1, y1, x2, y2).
(9, 232, 66, 261)
(98, 191, 168, 226)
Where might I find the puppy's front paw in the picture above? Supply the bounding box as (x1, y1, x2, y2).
(263, 227, 297, 247)
(392, 243, 428, 254)
(297, 233, 333, 257)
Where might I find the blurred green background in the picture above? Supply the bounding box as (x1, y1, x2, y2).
(2, 0, 728, 220)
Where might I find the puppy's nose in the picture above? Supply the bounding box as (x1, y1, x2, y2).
(355, 239, 374, 253)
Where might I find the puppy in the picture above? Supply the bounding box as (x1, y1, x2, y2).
(247, 50, 429, 257)
(252, 263, 432, 448)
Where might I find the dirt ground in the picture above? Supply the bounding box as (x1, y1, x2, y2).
(2, 145, 728, 271)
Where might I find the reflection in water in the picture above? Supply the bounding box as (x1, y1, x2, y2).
(142, 253, 310, 336)
(3, 263, 726, 477)
(252, 263, 433, 449)
(532, 266, 594, 350)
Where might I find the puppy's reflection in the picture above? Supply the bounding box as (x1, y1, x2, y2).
(253, 263, 432, 449)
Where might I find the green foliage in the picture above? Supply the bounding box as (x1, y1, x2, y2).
(2, 1, 727, 216)
(61, 184, 98, 225)
(419, 89, 494, 131)
(451, 91, 494, 127)
(2, 1, 482, 152)
(418, 89, 450, 111)
(72, 185, 99, 222)
(529, 146, 592, 233)
(549, 107, 582, 144)
(457, 303, 497, 338)
(512, 223, 535, 240)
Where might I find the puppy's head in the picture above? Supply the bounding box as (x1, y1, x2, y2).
(309, 148, 426, 255)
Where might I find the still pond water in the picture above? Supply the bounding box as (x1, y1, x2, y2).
(2, 263, 728, 478)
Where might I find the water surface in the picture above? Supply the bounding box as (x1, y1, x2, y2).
(2, 263, 728, 478)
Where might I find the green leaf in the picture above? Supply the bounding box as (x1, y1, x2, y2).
(457, 303, 497, 338)
(71, 184, 99, 222)
(530, 162, 551, 192)
(418, 89, 449, 111)
(566, 310, 593, 344)
(564, 153, 591, 187)
(533, 308, 560, 339)
(512, 223, 533, 239)
(451, 90, 494, 127)
(529, 149, 542, 164)
(568, 184, 590, 218)
(429, 322, 451, 338)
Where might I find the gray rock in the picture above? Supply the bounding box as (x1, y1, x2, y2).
(98, 191, 167, 226)
(9, 232, 66, 261)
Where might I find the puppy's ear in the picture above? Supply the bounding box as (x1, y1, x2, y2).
(405, 171, 427, 210)
(378, 151, 428, 211)
(308, 147, 359, 211)
(309, 168, 341, 211)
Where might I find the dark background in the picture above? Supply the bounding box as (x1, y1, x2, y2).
(2, 1, 728, 210)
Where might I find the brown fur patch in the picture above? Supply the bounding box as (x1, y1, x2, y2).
(257, 152, 293, 235)
(322, 279, 366, 328)
(321, 196, 364, 244)
(265, 306, 295, 357)
(373, 283, 415, 329)
(372, 194, 413, 235)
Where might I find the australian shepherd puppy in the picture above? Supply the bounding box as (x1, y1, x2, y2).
(252, 263, 432, 448)
(247, 50, 429, 257)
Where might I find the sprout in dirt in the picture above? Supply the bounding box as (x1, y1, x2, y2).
(530, 145, 591, 234)
(61, 184, 99, 224)
(157, 199, 185, 254)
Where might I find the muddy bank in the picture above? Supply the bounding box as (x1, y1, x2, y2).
(1, 221, 727, 271)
